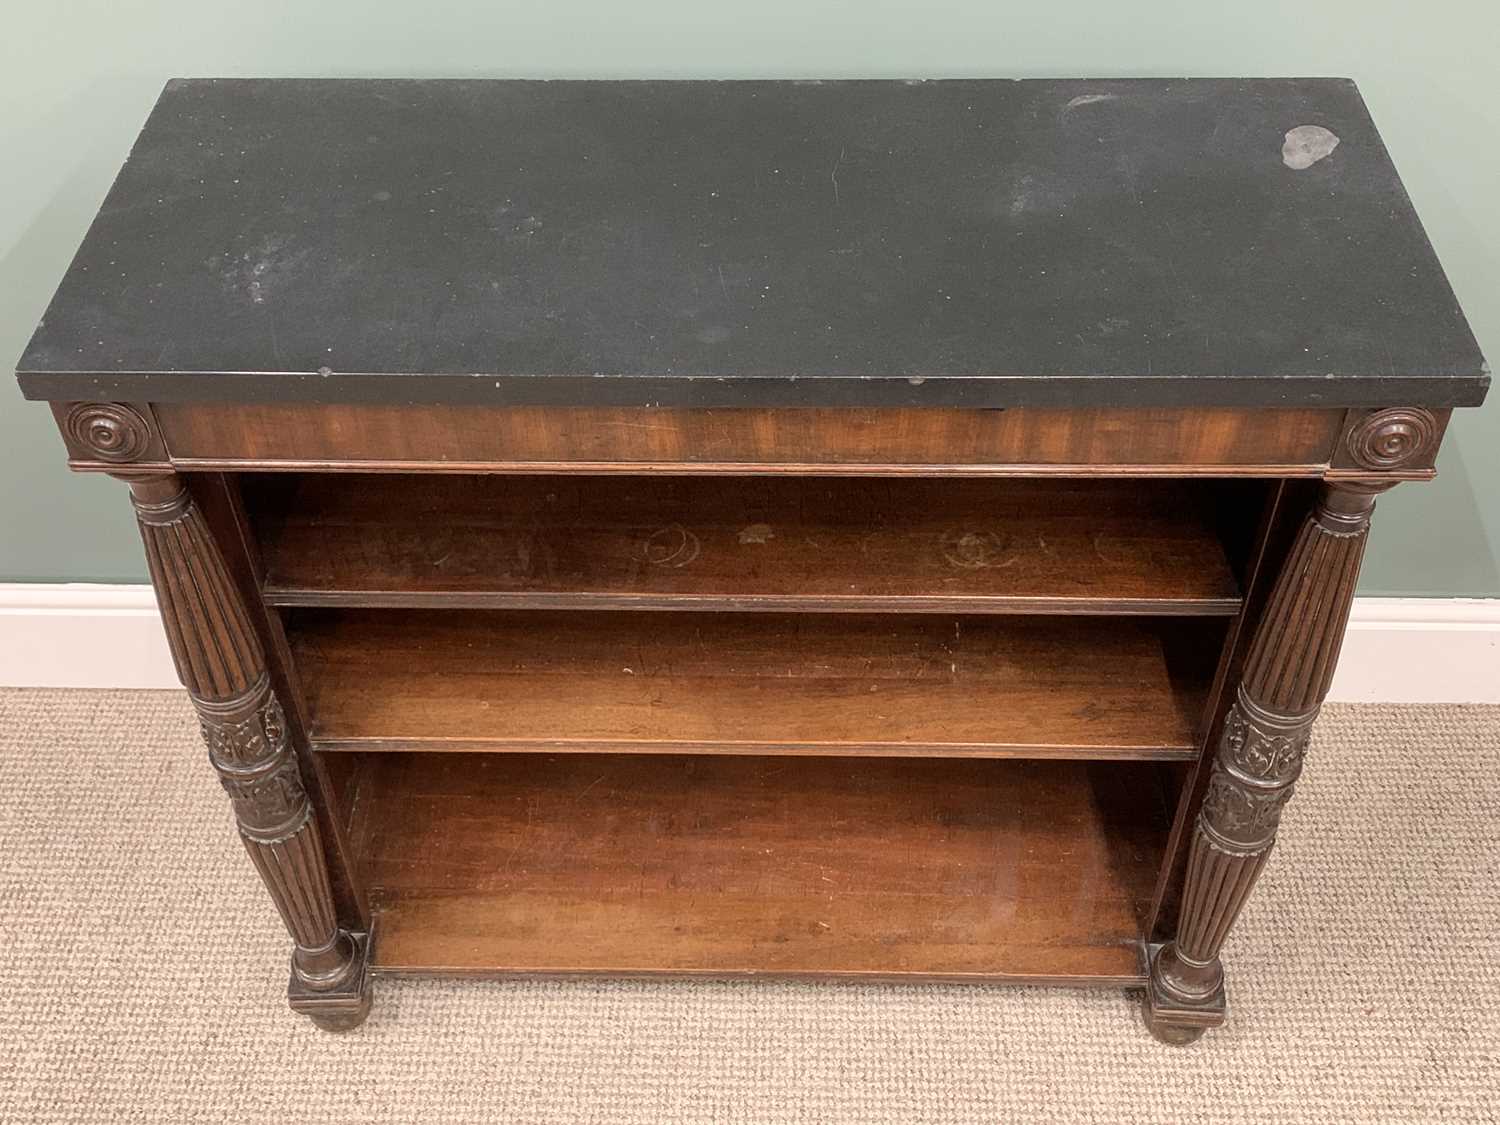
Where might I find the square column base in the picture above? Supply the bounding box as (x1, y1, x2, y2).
(288, 929, 373, 1032)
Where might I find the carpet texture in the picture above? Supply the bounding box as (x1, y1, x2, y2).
(1, 689, 1497, 1124)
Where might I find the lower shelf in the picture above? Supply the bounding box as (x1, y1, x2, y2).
(340, 752, 1171, 983)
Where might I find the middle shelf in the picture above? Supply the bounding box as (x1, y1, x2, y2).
(290, 609, 1219, 760)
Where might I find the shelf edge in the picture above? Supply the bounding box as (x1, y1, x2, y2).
(310, 737, 1201, 761)
(267, 588, 1243, 615)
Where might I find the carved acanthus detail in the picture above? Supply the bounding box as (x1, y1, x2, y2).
(1198, 769, 1294, 852)
(1220, 703, 1309, 782)
(200, 695, 289, 768)
(198, 678, 312, 841)
(1198, 691, 1314, 855)
(220, 760, 312, 842)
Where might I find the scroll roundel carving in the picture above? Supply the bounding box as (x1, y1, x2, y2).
(65, 402, 153, 462)
(1345, 408, 1438, 471)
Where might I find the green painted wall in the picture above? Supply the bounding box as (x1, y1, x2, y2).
(2, 2, 1494, 592)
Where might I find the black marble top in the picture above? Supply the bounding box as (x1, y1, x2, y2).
(16, 78, 1489, 408)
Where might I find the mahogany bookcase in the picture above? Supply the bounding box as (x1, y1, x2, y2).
(16, 78, 1488, 1043)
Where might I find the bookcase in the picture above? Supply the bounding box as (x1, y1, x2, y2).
(17, 77, 1486, 1042)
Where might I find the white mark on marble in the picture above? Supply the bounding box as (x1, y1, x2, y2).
(1282, 125, 1340, 170)
(1064, 93, 1118, 112)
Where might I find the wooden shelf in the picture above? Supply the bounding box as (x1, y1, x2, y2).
(343, 752, 1168, 982)
(290, 609, 1216, 759)
(251, 475, 1243, 615)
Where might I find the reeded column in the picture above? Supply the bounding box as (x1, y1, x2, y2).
(117, 470, 372, 1030)
(1144, 480, 1389, 1044)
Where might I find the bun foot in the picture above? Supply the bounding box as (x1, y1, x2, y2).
(1143, 1009, 1208, 1046)
(306, 988, 373, 1033)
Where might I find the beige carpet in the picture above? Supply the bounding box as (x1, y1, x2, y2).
(1, 689, 1497, 1123)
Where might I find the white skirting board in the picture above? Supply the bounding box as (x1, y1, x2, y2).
(1, 583, 1497, 703)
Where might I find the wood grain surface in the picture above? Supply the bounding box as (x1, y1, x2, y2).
(251, 474, 1243, 614)
(155, 404, 1344, 472)
(290, 609, 1217, 759)
(345, 752, 1169, 981)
